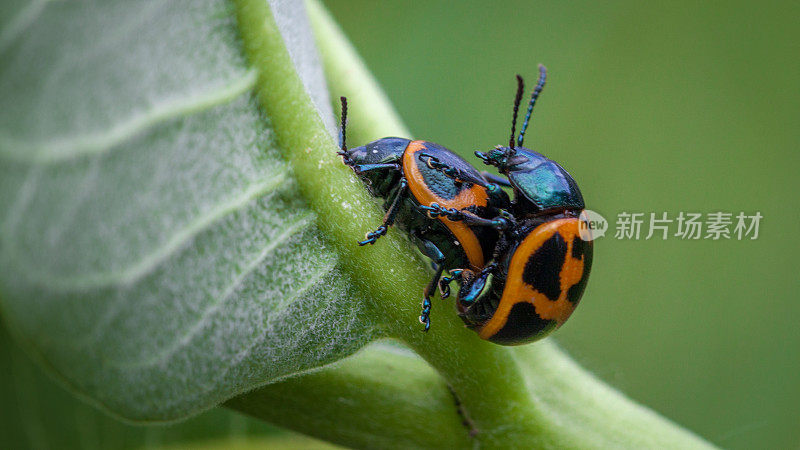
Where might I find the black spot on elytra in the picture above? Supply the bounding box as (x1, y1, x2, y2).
(522, 232, 566, 301)
(566, 240, 594, 305)
(571, 236, 584, 259)
(489, 302, 556, 345)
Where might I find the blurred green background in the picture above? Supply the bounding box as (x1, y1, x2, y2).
(323, 0, 799, 448)
(1, 0, 797, 449)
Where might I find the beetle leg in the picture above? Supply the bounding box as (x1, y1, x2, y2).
(417, 203, 461, 220)
(483, 176, 512, 212)
(414, 237, 447, 332)
(358, 179, 408, 246)
(439, 269, 464, 299)
(419, 204, 514, 231)
(417, 153, 472, 184)
(347, 163, 401, 174)
(459, 264, 496, 305)
(480, 171, 512, 187)
(458, 210, 514, 231)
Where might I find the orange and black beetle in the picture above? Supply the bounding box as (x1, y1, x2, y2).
(338, 65, 592, 344)
(336, 98, 511, 331)
(451, 215, 593, 345)
(446, 65, 594, 345)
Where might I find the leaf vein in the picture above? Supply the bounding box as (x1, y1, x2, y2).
(110, 214, 317, 369)
(0, 69, 258, 164)
(0, 0, 49, 55)
(179, 259, 337, 408)
(3, 172, 290, 291)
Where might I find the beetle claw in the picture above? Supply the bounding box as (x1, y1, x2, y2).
(419, 298, 432, 332)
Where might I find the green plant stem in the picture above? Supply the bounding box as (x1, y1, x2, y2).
(308, 1, 713, 447)
(226, 344, 471, 449)
(230, 0, 714, 447)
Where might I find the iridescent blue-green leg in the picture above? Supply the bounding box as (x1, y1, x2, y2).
(417, 153, 471, 183)
(348, 163, 401, 174)
(459, 263, 496, 306)
(418, 204, 514, 231)
(438, 269, 464, 299)
(414, 237, 446, 332)
(484, 180, 512, 213)
(358, 178, 408, 246)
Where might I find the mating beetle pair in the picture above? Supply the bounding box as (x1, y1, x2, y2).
(338, 65, 593, 345)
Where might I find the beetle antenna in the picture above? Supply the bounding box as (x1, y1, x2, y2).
(509, 75, 524, 149)
(338, 96, 348, 153)
(517, 64, 547, 147)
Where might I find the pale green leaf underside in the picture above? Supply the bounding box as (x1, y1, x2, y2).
(0, 0, 375, 420)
